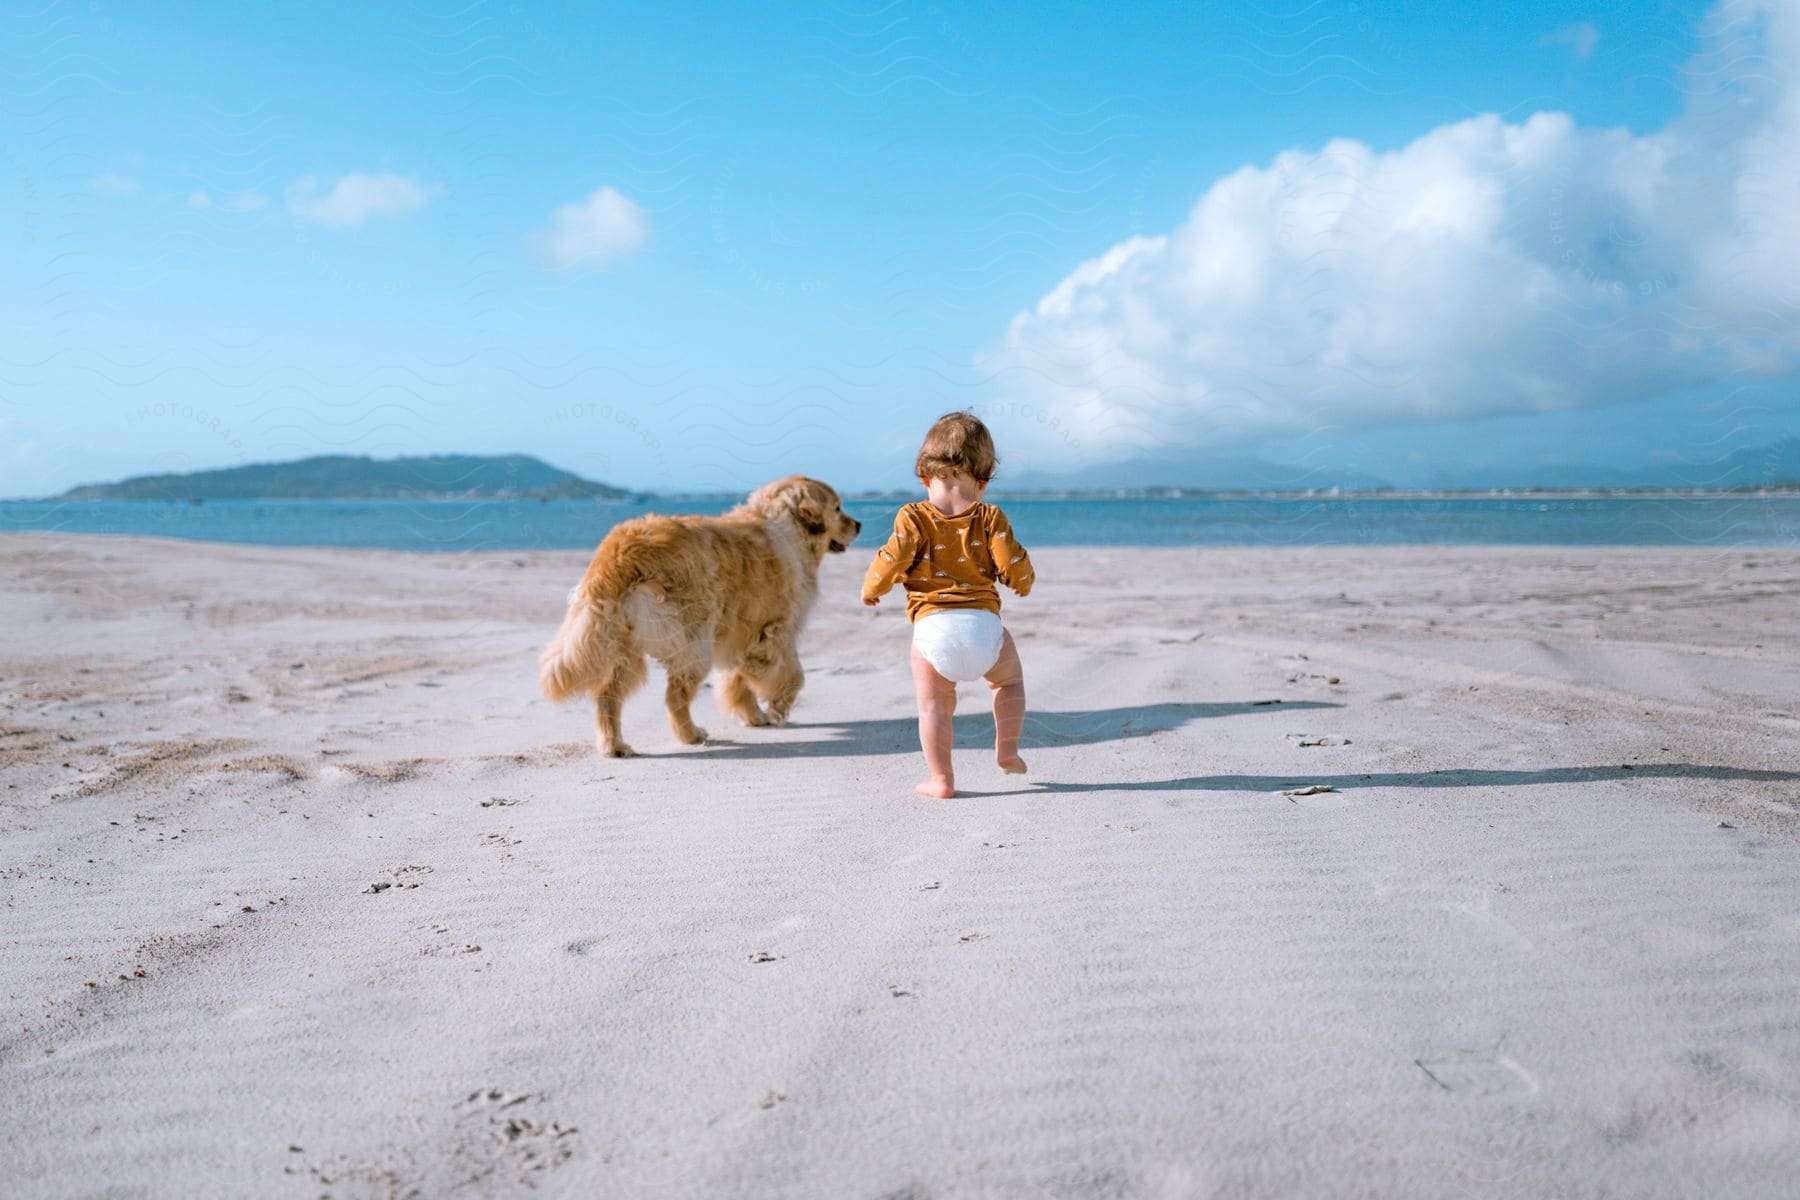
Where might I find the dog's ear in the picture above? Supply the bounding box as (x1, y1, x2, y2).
(745, 476, 833, 534)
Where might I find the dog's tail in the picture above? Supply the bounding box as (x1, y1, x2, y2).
(538, 531, 650, 703)
(539, 597, 607, 703)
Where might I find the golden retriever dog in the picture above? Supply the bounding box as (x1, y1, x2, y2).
(539, 476, 861, 757)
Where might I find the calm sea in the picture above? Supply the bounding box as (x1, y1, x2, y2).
(2, 495, 1797, 551)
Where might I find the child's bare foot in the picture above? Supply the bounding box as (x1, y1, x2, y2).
(997, 755, 1028, 775)
(915, 775, 955, 799)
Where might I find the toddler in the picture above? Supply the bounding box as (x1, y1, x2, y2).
(862, 412, 1034, 798)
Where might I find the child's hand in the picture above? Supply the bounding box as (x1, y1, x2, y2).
(862, 595, 880, 606)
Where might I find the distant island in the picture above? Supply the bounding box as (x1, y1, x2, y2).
(57, 454, 631, 502)
(38, 437, 1800, 503)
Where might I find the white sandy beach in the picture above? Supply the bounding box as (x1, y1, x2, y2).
(2, 533, 1798, 1198)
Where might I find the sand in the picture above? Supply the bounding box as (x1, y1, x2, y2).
(2, 533, 1798, 1198)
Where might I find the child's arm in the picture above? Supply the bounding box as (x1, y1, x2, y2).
(861, 510, 921, 605)
(987, 507, 1035, 597)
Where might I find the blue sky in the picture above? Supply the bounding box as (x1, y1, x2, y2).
(3, 0, 1795, 495)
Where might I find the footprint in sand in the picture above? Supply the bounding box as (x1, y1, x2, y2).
(459, 1090, 579, 1172)
(300, 1089, 577, 1190)
(421, 941, 481, 958)
(365, 865, 433, 893)
(1416, 1052, 1539, 1097)
(479, 833, 522, 864)
(1279, 784, 1349, 810)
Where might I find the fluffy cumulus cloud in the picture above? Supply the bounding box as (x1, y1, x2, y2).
(980, 0, 1800, 464)
(529, 186, 649, 271)
(288, 172, 436, 227)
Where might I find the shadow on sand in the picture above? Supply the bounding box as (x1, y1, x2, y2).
(673, 699, 1336, 761)
(981, 763, 1800, 798)
(651, 702, 1800, 797)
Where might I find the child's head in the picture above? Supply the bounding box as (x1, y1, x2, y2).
(916, 411, 997, 486)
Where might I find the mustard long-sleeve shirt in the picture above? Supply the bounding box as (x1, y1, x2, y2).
(861, 501, 1035, 622)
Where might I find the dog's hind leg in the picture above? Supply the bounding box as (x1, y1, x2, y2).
(662, 640, 712, 746)
(664, 666, 709, 745)
(594, 690, 632, 758)
(717, 670, 769, 727)
(593, 654, 648, 758)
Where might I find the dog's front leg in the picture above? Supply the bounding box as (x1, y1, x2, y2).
(761, 649, 805, 727)
(717, 670, 769, 726)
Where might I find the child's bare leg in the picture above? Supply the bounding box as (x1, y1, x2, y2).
(910, 646, 957, 797)
(985, 631, 1026, 774)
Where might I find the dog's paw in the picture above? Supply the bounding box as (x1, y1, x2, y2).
(678, 726, 709, 745)
(602, 742, 636, 759)
(766, 709, 790, 728)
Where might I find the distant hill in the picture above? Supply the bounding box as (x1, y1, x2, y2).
(997, 436, 1800, 494)
(58, 454, 630, 501)
(1420, 437, 1800, 491)
(998, 450, 1396, 494)
(1642, 437, 1800, 489)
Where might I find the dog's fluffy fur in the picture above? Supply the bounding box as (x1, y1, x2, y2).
(539, 476, 862, 757)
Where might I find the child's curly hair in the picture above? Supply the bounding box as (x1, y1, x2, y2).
(915, 411, 998, 483)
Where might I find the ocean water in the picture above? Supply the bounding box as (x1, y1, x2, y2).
(1, 495, 1797, 551)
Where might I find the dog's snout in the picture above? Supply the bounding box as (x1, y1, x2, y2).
(852, 519, 862, 534)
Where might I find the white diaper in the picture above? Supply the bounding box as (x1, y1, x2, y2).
(912, 609, 1006, 682)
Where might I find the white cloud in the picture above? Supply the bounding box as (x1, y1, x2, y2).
(981, 0, 1800, 464)
(529, 186, 649, 271)
(288, 172, 435, 228)
(93, 173, 139, 194)
(1544, 21, 1601, 58)
(185, 188, 269, 213)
